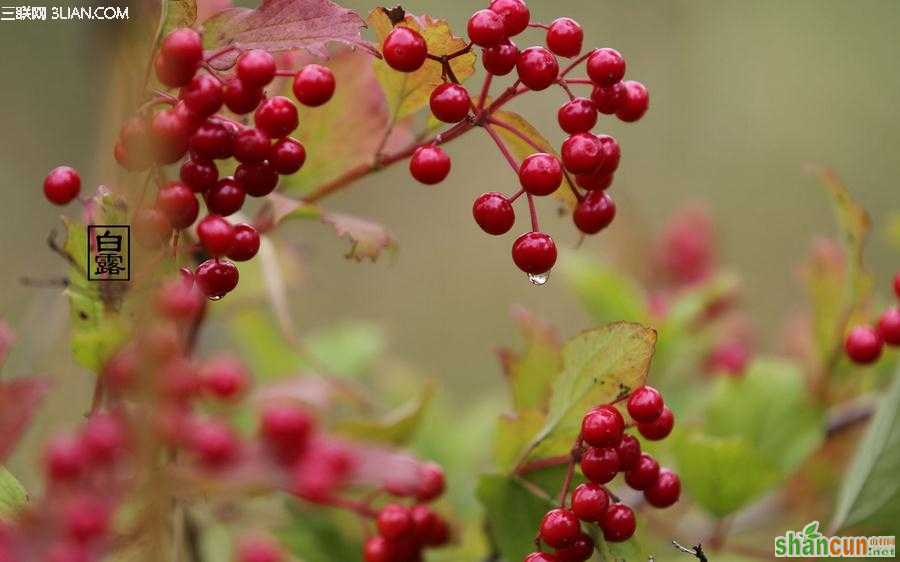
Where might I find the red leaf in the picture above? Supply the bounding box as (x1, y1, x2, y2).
(0, 377, 50, 463)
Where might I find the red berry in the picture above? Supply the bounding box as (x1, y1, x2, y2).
(524, 553, 558, 562)
(410, 504, 438, 536)
(644, 468, 681, 508)
(197, 214, 235, 256)
(161, 28, 203, 71)
(488, 0, 530, 36)
(571, 482, 608, 522)
(180, 74, 223, 117)
(705, 340, 750, 376)
(269, 138, 306, 175)
(483, 41, 519, 75)
(156, 277, 204, 321)
(200, 356, 248, 400)
(410, 145, 451, 185)
(468, 9, 507, 47)
(516, 47, 559, 91)
(44, 434, 87, 482)
(382, 27, 428, 72)
(591, 83, 626, 114)
(519, 153, 563, 196)
(557, 98, 597, 134)
(878, 307, 900, 345)
(237, 535, 284, 562)
(595, 134, 621, 175)
(156, 181, 199, 229)
(624, 452, 659, 490)
(587, 48, 625, 87)
(82, 412, 127, 465)
(546, 18, 583, 58)
(377, 504, 414, 540)
(615, 434, 641, 471)
(363, 536, 394, 562)
(189, 418, 239, 469)
(222, 77, 264, 114)
(63, 495, 109, 543)
(573, 190, 615, 235)
(429, 83, 471, 123)
(155, 53, 196, 88)
(555, 534, 593, 562)
(845, 325, 884, 364)
(151, 108, 193, 163)
(512, 232, 557, 275)
(189, 120, 233, 160)
(416, 462, 445, 502)
(561, 133, 602, 174)
(43, 166, 81, 205)
(293, 64, 335, 107)
(616, 81, 649, 122)
(473, 192, 515, 235)
(237, 50, 277, 88)
(601, 504, 635, 542)
(174, 100, 203, 133)
(637, 406, 674, 441)
(228, 224, 261, 262)
(580, 405, 624, 447)
(575, 170, 613, 191)
(627, 386, 664, 423)
(235, 161, 279, 197)
(254, 96, 299, 138)
(580, 446, 619, 484)
(134, 208, 173, 248)
(233, 128, 272, 164)
(260, 404, 314, 464)
(180, 159, 219, 192)
(424, 515, 450, 546)
(539, 508, 580, 548)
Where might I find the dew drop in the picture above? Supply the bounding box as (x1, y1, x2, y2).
(528, 272, 549, 285)
(207, 294, 223, 301)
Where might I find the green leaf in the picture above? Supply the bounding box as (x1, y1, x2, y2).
(476, 474, 553, 562)
(803, 521, 820, 537)
(559, 252, 648, 324)
(494, 410, 545, 473)
(305, 321, 385, 377)
(520, 323, 656, 464)
(673, 430, 780, 518)
(0, 467, 26, 520)
(335, 380, 434, 445)
(831, 368, 900, 533)
(229, 309, 305, 380)
(368, 8, 476, 120)
(497, 307, 562, 413)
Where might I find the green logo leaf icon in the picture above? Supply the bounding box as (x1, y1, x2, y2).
(803, 521, 820, 537)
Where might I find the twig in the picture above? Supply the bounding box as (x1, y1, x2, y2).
(672, 541, 707, 562)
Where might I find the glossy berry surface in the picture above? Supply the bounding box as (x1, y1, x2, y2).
(254, 96, 299, 138)
(624, 452, 660, 490)
(516, 47, 559, 91)
(580, 446, 619, 484)
(538, 508, 580, 548)
(556, 534, 594, 562)
(627, 386, 664, 423)
(43, 166, 81, 205)
(189, 121, 232, 161)
(615, 434, 641, 471)
(269, 138, 306, 175)
(601, 504, 635, 542)
(571, 482, 608, 522)
(557, 98, 598, 134)
(204, 177, 246, 217)
(561, 133, 602, 174)
(482, 41, 519, 75)
(580, 405, 624, 447)
(512, 232, 557, 275)
(180, 159, 219, 192)
(637, 406, 674, 441)
(235, 161, 279, 197)
(575, 170, 613, 192)
(195, 259, 239, 299)
(546, 18, 583, 58)
(844, 325, 884, 364)
(410, 145, 451, 185)
(416, 462, 446, 502)
(228, 224, 261, 262)
(595, 135, 621, 175)
(573, 191, 615, 234)
(473, 192, 515, 235)
(587, 48, 625, 86)
(237, 50, 277, 88)
(616, 80, 650, 122)
(223, 78, 264, 114)
(429, 83, 471, 123)
(376, 504, 413, 540)
(233, 128, 271, 164)
(180, 74, 223, 117)
(160, 28, 203, 71)
(488, 0, 530, 36)
(196, 215, 235, 256)
(293, 64, 336, 107)
(156, 181, 199, 229)
(467, 9, 507, 47)
(644, 468, 681, 508)
(150, 108, 192, 163)
(591, 82, 627, 114)
(363, 536, 394, 562)
(878, 307, 900, 345)
(382, 27, 428, 73)
(519, 153, 563, 196)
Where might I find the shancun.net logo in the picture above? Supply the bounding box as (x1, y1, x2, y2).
(774, 521, 895, 558)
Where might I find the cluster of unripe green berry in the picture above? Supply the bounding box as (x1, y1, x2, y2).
(844, 271, 900, 364)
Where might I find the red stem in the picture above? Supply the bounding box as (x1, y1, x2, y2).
(477, 72, 494, 112)
(487, 117, 544, 152)
(559, 51, 594, 79)
(483, 123, 520, 172)
(527, 194, 539, 231)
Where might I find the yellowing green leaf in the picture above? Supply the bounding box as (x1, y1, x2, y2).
(159, 0, 197, 37)
(322, 212, 397, 261)
(0, 467, 26, 520)
(494, 410, 545, 473)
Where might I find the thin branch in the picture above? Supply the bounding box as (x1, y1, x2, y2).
(487, 117, 544, 152)
(483, 124, 520, 172)
(672, 541, 707, 562)
(527, 194, 539, 231)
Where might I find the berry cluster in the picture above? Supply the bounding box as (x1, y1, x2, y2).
(844, 271, 900, 364)
(382, 0, 648, 281)
(42, 26, 336, 300)
(364, 494, 451, 562)
(523, 386, 678, 561)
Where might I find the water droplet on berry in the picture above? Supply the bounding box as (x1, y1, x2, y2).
(528, 272, 549, 285)
(207, 294, 224, 301)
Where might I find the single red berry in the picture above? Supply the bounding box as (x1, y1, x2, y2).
(587, 48, 625, 87)
(524, 553, 559, 562)
(546, 18, 583, 58)
(232, 128, 272, 164)
(382, 27, 428, 73)
(43, 166, 81, 205)
(237, 535, 284, 562)
(114, 141, 148, 173)
(573, 190, 615, 235)
(222, 77, 264, 114)
(260, 404, 314, 464)
(557, 98, 597, 135)
(580, 405, 624, 447)
(512, 232, 557, 275)
(580, 446, 620, 484)
(539, 508, 581, 548)
(197, 214, 235, 256)
(82, 412, 127, 465)
(151, 108, 193, 163)
(615, 434, 641, 471)
(180, 159, 219, 192)
(410, 145, 451, 185)
(204, 177, 245, 217)
(134, 208, 173, 248)
(237, 50, 277, 88)
(483, 41, 519, 75)
(488, 0, 530, 36)
(255, 96, 299, 138)
(571, 482, 609, 522)
(516, 46, 559, 91)
(468, 9, 507, 47)
(161, 28, 203, 71)
(561, 133, 602, 174)
(425, 517, 450, 546)
(44, 434, 87, 482)
(616, 81, 650, 122)
(637, 406, 675, 441)
(575, 170, 613, 191)
(624, 452, 660, 490)
(269, 138, 306, 174)
(363, 536, 394, 562)
(845, 325, 884, 364)
(518, 153, 563, 196)
(156, 181, 199, 231)
(473, 192, 515, 235)
(377, 504, 414, 540)
(705, 339, 750, 376)
(878, 307, 900, 345)
(293, 64, 336, 107)
(200, 356, 248, 400)
(430, 83, 471, 123)
(189, 418, 239, 469)
(416, 461, 446, 502)
(228, 223, 261, 262)
(644, 468, 681, 508)
(556, 534, 594, 562)
(63, 495, 109, 543)
(156, 276, 205, 321)
(591, 83, 626, 114)
(410, 504, 438, 537)
(627, 386, 664, 423)
(601, 504, 635, 542)
(155, 53, 196, 88)
(595, 134, 621, 175)
(180, 74, 223, 117)
(174, 100, 203, 133)
(119, 115, 152, 158)
(189, 120, 233, 161)
(235, 161, 279, 197)
(158, 357, 202, 402)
